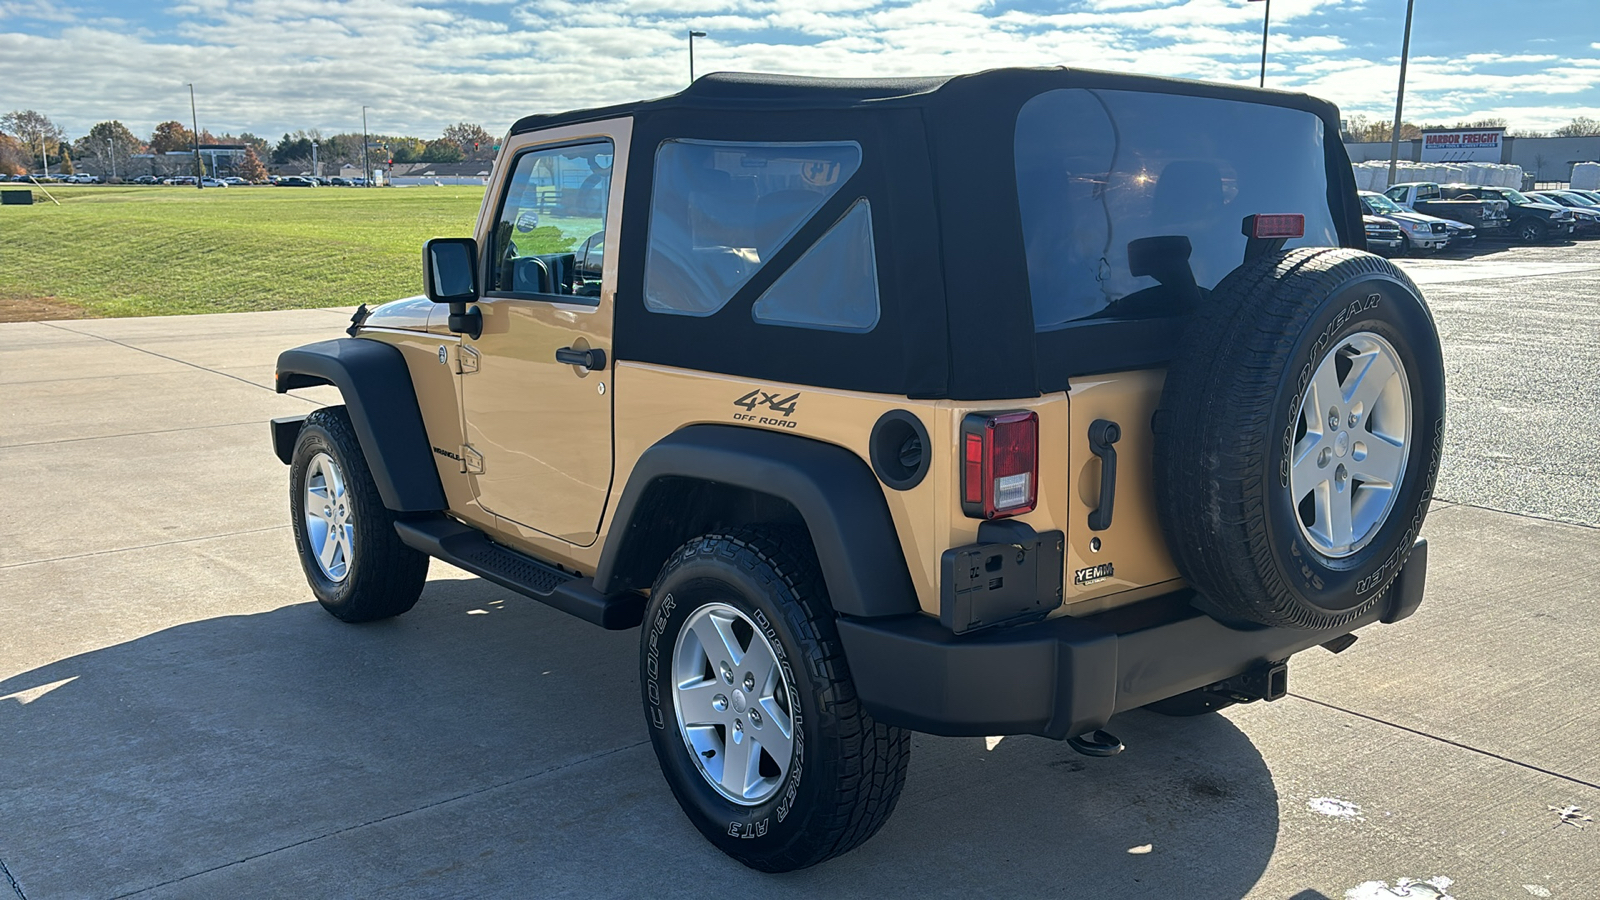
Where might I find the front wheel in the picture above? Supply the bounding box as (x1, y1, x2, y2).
(641, 530, 910, 872)
(289, 407, 429, 622)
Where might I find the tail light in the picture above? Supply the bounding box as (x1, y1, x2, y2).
(1249, 213, 1305, 239)
(960, 411, 1038, 519)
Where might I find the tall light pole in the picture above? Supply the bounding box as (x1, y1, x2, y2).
(362, 106, 371, 187)
(1248, 0, 1271, 87)
(187, 82, 203, 189)
(1386, 0, 1418, 187)
(688, 30, 707, 84)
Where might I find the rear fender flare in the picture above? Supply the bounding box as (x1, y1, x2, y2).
(594, 425, 920, 619)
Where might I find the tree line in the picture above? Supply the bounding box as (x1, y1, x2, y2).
(1342, 114, 1600, 143)
(0, 110, 498, 179)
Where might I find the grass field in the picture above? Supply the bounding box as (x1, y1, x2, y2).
(0, 185, 486, 318)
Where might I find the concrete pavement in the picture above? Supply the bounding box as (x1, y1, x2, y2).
(1, 265, 1597, 899)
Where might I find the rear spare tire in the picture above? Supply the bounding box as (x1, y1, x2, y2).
(1153, 248, 1444, 630)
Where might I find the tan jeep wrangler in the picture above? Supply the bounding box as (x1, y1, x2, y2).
(271, 68, 1444, 872)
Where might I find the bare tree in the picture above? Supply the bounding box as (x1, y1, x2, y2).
(1554, 117, 1600, 137)
(1, 109, 65, 169)
(443, 122, 495, 159)
(72, 121, 143, 178)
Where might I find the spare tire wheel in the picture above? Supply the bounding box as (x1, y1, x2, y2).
(1153, 248, 1445, 631)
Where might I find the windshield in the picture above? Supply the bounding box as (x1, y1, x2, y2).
(1363, 194, 1404, 214)
(1015, 88, 1339, 330)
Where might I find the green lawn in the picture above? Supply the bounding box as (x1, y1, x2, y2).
(0, 185, 486, 317)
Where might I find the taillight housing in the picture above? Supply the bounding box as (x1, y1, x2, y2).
(1248, 213, 1306, 239)
(960, 411, 1038, 519)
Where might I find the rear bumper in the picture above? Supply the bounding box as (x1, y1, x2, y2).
(838, 539, 1428, 740)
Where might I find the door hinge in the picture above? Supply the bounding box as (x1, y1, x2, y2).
(457, 345, 480, 375)
(462, 444, 485, 475)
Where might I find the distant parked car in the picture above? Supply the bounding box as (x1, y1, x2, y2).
(1364, 215, 1404, 255)
(1525, 191, 1600, 237)
(1441, 185, 1576, 243)
(1358, 191, 1451, 254)
(275, 176, 317, 187)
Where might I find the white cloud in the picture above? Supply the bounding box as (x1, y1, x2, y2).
(0, 0, 1595, 142)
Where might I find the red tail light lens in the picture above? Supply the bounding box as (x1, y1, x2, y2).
(1251, 213, 1305, 239)
(960, 411, 1038, 519)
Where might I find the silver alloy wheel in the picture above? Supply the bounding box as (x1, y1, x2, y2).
(672, 601, 796, 806)
(303, 451, 355, 582)
(1289, 331, 1412, 559)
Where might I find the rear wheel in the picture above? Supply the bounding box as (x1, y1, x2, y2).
(641, 530, 909, 872)
(289, 407, 429, 622)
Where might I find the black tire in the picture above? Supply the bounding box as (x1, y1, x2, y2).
(1518, 219, 1547, 243)
(640, 530, 910, 872)
(1153, 248, 1445, 630)
(1144, 689, 1237, 717)
(289, 406, 429, 622)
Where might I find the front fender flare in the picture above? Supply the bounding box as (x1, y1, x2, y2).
(274, 338, 446, 513)
(594, 425, 921, 619)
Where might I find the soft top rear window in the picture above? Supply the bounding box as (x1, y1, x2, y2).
(1015, 88, 1339, 331)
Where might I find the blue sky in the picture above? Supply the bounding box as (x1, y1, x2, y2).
(2, 0, 1598, 142)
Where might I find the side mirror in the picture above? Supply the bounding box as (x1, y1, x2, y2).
(423, 237, 479, 304)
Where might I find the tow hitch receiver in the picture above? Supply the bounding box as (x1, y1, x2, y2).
(1208, 660, 1289, 704)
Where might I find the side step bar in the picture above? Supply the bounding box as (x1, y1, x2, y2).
(394, 517, 645, 630)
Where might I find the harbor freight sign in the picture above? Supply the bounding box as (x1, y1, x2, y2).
(1422, 128, 1505, 163)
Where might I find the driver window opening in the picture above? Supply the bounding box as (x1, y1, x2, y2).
(488, 140, 614, 302)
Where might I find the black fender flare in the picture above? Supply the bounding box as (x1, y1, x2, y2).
(273, 338, 446, 514)
(594, 425, 921, 619)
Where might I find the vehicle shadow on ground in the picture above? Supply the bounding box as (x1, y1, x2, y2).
(0, 575, 1278, 898)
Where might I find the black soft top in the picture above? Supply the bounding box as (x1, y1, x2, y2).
(512, 68, 1340, 135)
(513, 68, 1361, 400)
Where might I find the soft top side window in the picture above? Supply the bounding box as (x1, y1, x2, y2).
(751, 198, 879, 334)
(644, 140, 862, 317)
(487, 139, 614, 302)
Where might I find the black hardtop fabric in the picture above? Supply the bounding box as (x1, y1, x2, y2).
(511, 67, 1360, 400)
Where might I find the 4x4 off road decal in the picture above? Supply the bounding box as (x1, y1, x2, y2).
(732, 390, 800, 429)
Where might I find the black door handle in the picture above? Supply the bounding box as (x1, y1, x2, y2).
(555, 346, 606, 370)
(1087, 419, 1121, 531)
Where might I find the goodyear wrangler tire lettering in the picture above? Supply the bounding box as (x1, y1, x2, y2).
(1153, 248, 1446, 631)
(638, 530, 908, 872)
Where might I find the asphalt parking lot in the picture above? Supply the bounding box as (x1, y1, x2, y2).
(1, 241, 1597, 899)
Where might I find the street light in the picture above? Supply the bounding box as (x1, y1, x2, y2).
(1386, 0, 1418, 187)
(688, 30, 707, 84)
(1247, 0, 1270, 87)
(187, 82, 203, 189)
